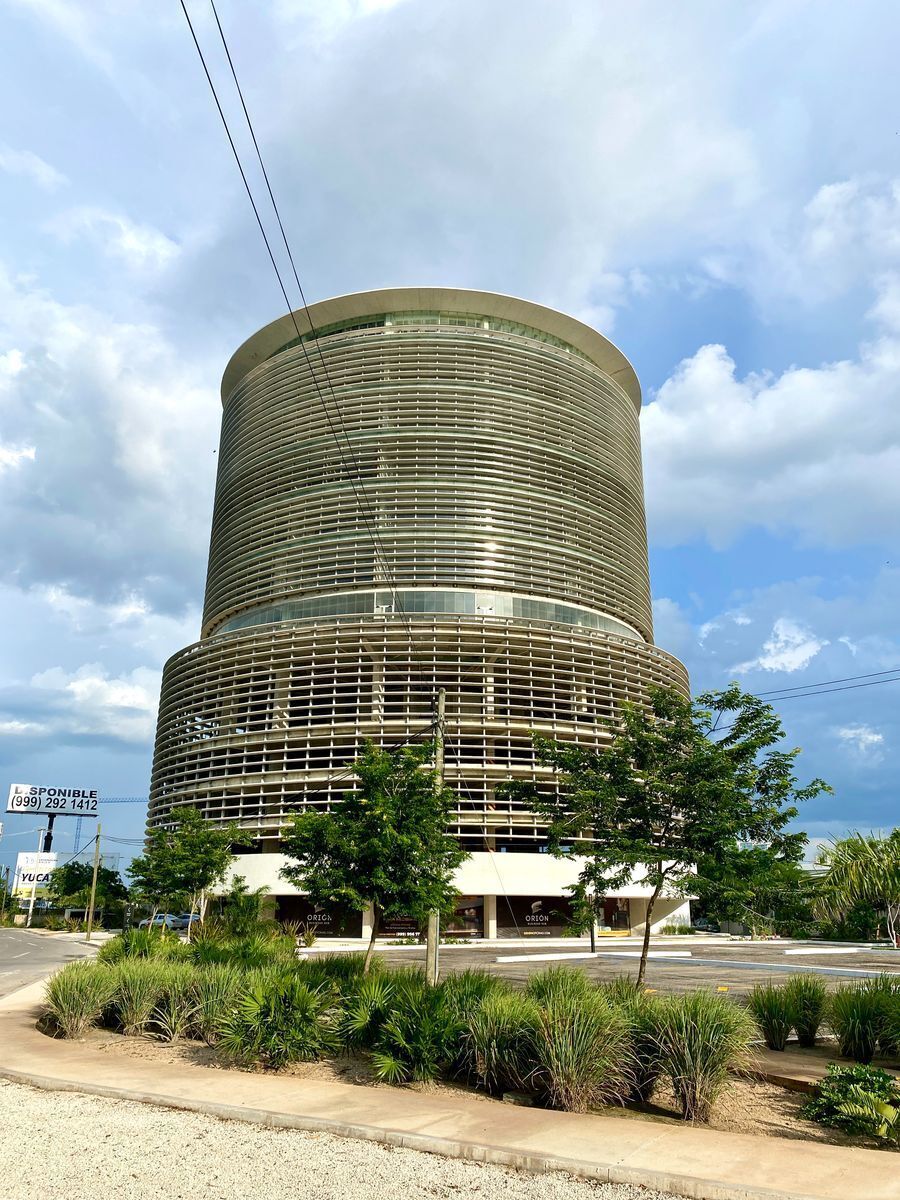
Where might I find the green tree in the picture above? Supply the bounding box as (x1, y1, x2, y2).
(129, 808, 246, 937)
(818, 831, 900, 945)
(503, 685, 828, 985)
(48, 861, 127, 911)
(694, 838, 816, 937)
(280, 741, 468, 972)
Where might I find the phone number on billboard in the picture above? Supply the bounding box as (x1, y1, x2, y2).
(6, 787, 99, 816)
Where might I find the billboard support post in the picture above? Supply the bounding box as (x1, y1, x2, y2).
(42, 814, 56, 853)
(25, 827, 46, 928)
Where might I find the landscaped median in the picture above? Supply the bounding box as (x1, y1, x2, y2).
(2, 928, 899, 1200)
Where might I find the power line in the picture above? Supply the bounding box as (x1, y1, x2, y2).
(181, 0, 426, 673)
(757, 666, 900, 698)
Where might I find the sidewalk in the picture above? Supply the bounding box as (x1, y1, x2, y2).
(0, 982, 897, 1200)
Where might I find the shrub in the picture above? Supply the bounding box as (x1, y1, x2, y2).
(297, 952, 376, 994)
(218, 977, 341, 1069)
(530, 992, 631, 1112)
(830, 985, 882, 1064)
(524, 965, 593, 1007)
(654, 990, 755, 1122)
(44, 962, 116, 1038)
(660, 923, 694, 934)
(193, 964, 243, 1046)
(867, 975, 900, 1060)
(342, 971, 397, 1050)
(370, 980, 461, 1085)
(462, 990, 540, 1096)
(783, 975, 828, 1048)
(748, 982, 794, 1052)
(151, 963, 198, 1042)
(96, 935, 126, 964)
(803, 1063, 900, 1143)
(110, 960, 169, 1036)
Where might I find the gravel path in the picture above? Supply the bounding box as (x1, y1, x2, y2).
(0, 1079, 670, 1200)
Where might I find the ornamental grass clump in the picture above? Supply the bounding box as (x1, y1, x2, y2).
(218, 976, 341, 1069)
(783, 975, 828, 1048)
(654, 990, 755, 1123)
(110, 960, 169, 1036)
(43, 962, 117, 1039)
(530, 992, 631, 1112)
(524, 964, 593, 1007)
(150, 963, 199, 1043)
(461, 990, 539, 1096)
(193, 964, 243, 1046)
(829, 984, 882, 1064)
(867, 975, 900, 1060)
(619, 990, 666, 1104)
(748, 981, 794, 1052)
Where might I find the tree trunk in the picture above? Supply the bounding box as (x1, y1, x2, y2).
(637, 875, 664, 988)
(363, 906, 381, 974)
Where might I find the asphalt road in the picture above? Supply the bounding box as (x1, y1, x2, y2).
(0, 929, 97, 998)
(373, 939, 900, 996)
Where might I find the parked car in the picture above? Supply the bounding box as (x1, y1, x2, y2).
(138, 913, 182, 931)
(692, 916, 721, 933)
(174, 912, 200, 929)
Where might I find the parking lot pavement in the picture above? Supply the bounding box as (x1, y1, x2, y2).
(0, 929, 97, 998)
(371, 939, 900, 996)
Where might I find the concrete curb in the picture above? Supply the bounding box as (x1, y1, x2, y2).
(0, 1063, 819, 1200)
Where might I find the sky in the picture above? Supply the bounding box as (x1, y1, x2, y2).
(1, 0, 899, 876)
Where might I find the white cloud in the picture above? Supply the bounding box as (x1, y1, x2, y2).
(46, 207, 179, 273)
(644, 269, 900, 550)
(0, 718, 47, 737)
(0, 442, 35, 472)
(837, 724, 885, 760)
(31, 663, 160, 744)
(0, 143, 66, 191)
(0, 263, 218, 612)
(734, 617, 828, 674)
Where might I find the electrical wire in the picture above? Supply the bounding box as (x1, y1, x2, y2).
(756, 666, 900, 698)
(181, 0, 427, 675)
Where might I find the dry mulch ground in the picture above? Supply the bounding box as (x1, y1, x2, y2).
(81, 1027, 891, 1149)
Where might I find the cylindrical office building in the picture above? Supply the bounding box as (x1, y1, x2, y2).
(149, 288, 690, 937)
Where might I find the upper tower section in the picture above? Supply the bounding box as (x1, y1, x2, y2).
(203, 287, 652, 641)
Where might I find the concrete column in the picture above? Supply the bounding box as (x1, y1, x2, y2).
(361, 904, 375, 941)
(484, 894, 497, 939)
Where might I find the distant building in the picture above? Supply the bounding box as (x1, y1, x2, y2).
(149, 288, 690, 936)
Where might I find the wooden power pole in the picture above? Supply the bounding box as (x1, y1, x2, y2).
(85, 824, 101, 942)
(425, 688, 446, 986)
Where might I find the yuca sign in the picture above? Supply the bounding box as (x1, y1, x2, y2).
(6, 783, 99, 817)
(13, 852, 58, 898)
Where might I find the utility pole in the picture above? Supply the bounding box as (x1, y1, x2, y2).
(425, 688, 446, 986)
(0, 865, 9, 921)
(85, 825, 101, 942)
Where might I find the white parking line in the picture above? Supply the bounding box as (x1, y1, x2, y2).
(495, 950, 693, 964)
(784, 947, 862, 956)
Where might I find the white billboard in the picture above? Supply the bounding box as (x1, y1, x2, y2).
(12, 851, 59, 898)
(6, 783, 99, 818)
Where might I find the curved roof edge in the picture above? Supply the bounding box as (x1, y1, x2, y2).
(220, 287, 642, 409)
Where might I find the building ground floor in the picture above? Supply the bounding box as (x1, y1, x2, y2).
(227, 851, 692, 939)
